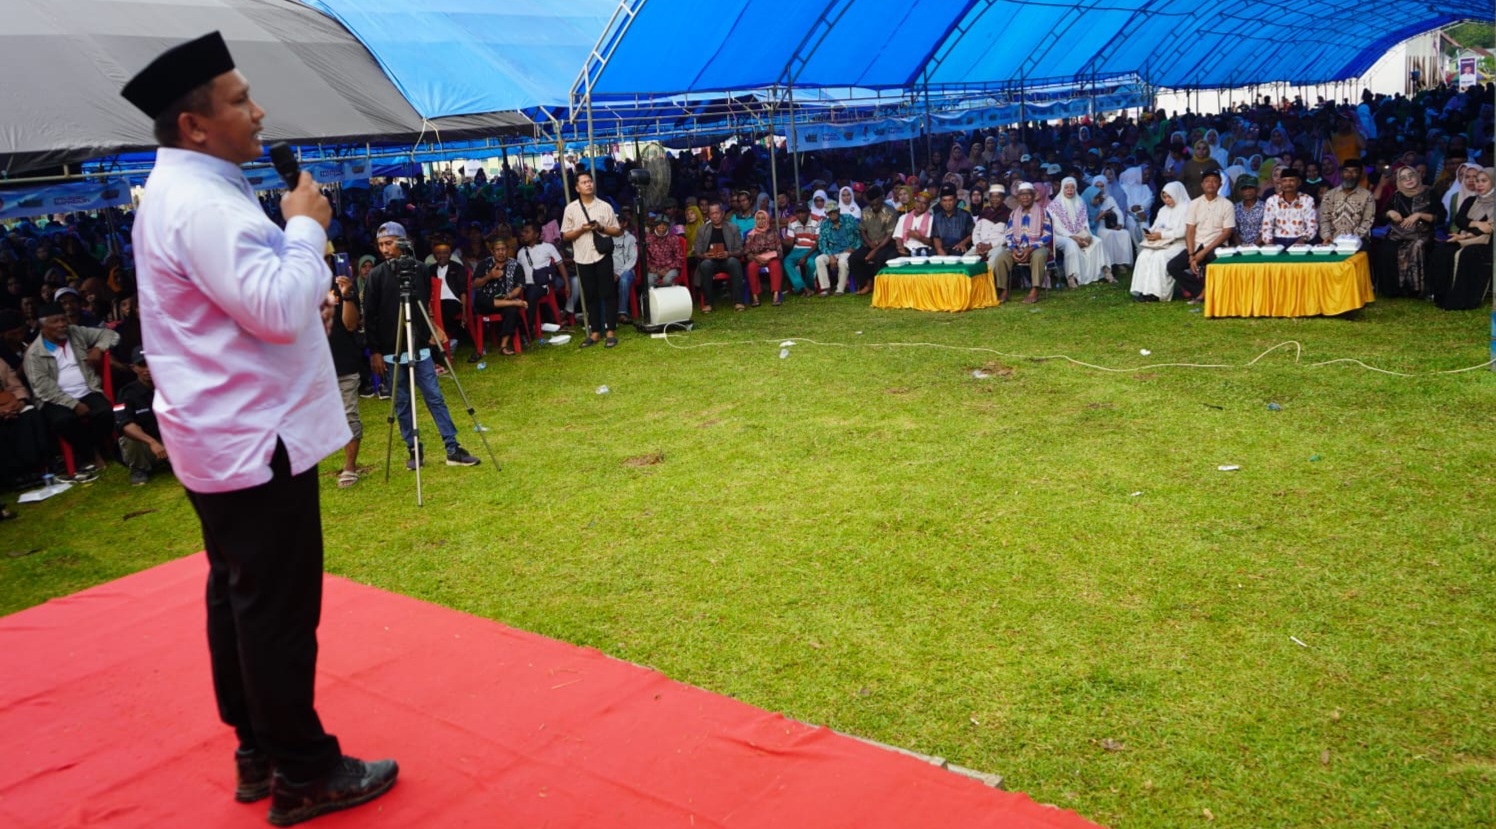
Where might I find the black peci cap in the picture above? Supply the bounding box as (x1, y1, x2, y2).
(121, 31, 236, 119)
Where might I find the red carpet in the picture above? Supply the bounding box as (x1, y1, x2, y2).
(0, 554, 1101, 828)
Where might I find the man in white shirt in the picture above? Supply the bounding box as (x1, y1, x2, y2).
(21, 303, 119, 476)
(560, 170, 623, 348)
(121, 31, 396, 825)
(973, 185, 1011, 276)
(892, 193, 935, 257)
(518, 221, 571, 320)
(1168, 169, 1236, 303)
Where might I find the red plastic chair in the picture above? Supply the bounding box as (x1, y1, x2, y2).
(467, 286, 524, 357)
(526, 288, 563, 340)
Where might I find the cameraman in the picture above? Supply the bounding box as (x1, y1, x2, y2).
(363, 222, 480, 470)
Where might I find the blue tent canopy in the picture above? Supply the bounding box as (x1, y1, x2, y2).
(584, 0, 1490, 96)
(295, 0, 619, 118)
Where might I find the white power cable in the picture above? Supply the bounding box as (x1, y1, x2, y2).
(659, 331, 1496, 377)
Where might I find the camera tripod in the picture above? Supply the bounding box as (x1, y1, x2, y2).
(381, 275, 500, 505)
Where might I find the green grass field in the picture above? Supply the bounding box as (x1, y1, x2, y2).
(3, 284, 1493, 828)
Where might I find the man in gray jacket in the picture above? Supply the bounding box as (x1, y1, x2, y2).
(23, 303, 119, 473)
(691, 203, 744, 312)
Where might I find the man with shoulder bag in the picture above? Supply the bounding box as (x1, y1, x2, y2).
(560, 171, 623, 348)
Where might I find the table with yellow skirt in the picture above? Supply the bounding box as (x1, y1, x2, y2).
(871, 262, 1001, 312)
(1204, 251, 1374, 318)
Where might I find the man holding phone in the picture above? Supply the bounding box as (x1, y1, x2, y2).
(560, 170, 622, 348)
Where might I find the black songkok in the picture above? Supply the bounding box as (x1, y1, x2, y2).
(121, 31, 235, 119)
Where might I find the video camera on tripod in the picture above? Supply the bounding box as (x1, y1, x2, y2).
(390, 239, 424, 292)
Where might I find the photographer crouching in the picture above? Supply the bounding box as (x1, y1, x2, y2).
(362, 222, 480, 470)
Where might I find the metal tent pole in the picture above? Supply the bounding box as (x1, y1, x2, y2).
(789, 86, 801, 199)
(768, 90, 781, 240)
(922, 70, 934, 163)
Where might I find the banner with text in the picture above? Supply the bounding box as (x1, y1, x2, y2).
(0, 178, 133, 220)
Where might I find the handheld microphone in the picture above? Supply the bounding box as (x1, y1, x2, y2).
(269, 142, 301, 189)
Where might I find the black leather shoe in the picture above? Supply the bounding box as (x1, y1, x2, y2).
(235, 748, 273, 803)
(267, 755, 398, 826)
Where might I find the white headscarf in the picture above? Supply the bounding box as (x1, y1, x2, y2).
(1151, 182, 1191, 236)
(1443, 162, 1481, 217)
(837, 186, 862, 219)
(1205, 128, 1230, 167)
(1119, 166, 1153, 216)
(808, 189, 829, 220)
(1048, 176, 1090, 235)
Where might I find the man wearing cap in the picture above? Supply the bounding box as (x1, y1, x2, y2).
(973, 185, 1012, 279)
(114, 347, 168, 486)
(993, 183, 1052, 304)
(813, 204, 860, 296)
(1232, 178, 1265, 247)
(122, 32, 397, 825)
(364, 222, 482, 470)
(22, 303, 119, 474)
(1317, 158, 1375, 243)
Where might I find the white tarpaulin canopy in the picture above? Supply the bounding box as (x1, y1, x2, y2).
(0, 0, 533, 175)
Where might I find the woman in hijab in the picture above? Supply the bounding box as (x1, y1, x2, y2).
(1372, 166, 1443, 298)
(1047, 177, 1108, 287)
(1257, 158, 1280, 199)
(1081, 175, 1131, 277)
(947, 143, 974, 177)
(1262, 127, 1293, 158)
(683, 205, 704, 252)
(1204, 128, 1230, 167)
(1118, 166, 1155, 246)
(808, 189, 830, 220)
(837, 186, 862, 220)
(1441, 163, 1481, 224)
(743, 209, 785, 306)
(1129, 182, 1191, 302)
(1428, 167, 1494, 310)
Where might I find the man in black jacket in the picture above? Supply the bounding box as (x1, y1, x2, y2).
(363, 222, 479, 470)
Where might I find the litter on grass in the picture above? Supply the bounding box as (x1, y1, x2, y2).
(1139, 349, 1151, 356)
(779, 340, 796, 348)
(972, 370, 991, 379)
(1290, 636, 1309, 648)
(1129, 491, 1143, 497)
(1267, 402, 1282, 411)
(779, 348, 790, 359)
(18, 482, 71, 503)
(1218, 465, 1241, 471)
(596, 385, 610, 395)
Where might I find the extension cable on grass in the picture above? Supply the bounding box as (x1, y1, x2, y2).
(657, 330, 1496, 378)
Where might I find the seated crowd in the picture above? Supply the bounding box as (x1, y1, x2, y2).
(0, 81, 1491, 505)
